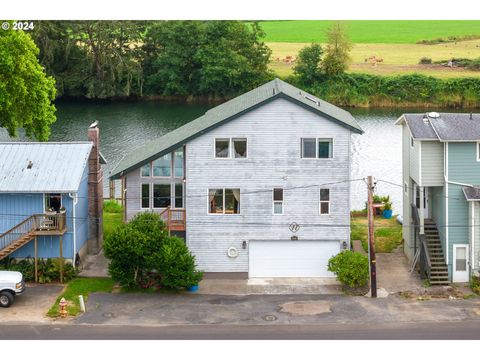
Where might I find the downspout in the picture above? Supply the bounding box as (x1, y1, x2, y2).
(445, 142, 449, 266)
(69, 193, 78, 269)
(471, 202, 475, 276)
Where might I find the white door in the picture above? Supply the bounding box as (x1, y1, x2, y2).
(248, 240, 339, 278)
(453, 244, 469, 283)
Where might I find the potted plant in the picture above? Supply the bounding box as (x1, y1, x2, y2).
(382, 197, 393, 219)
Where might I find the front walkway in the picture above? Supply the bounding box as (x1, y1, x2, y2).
(78, 250, 109, 278)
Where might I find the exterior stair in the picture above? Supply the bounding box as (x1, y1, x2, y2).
(0, 233, 35, 261)
(424, 220, 449, 285)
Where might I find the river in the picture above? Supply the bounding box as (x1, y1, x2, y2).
(1, 100, 451, 214)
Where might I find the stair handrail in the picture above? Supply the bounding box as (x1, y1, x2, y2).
(411, 203, 431, 279)
(0, 215, 36, 251)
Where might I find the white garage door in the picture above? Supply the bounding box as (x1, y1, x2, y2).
(249, 240, 340, 278)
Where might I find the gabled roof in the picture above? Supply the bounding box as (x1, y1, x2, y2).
(0, 142, 93, 193)
(110, 78, 363, 179)
(396, 113, 480, 141)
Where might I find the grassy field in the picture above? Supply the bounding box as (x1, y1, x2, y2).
(351, 216, 403, 253)
(268, 40, 480, 78)
(103, 209, 123, 240)
(259, 20, 480, 44)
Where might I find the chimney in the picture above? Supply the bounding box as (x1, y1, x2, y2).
(87, 122, 103, 255)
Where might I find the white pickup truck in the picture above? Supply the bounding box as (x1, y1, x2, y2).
(0, 271, 25, 308)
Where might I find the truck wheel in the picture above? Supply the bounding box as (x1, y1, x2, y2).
(0, 291, 14, 308)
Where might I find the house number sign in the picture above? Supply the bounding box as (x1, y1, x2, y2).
(289, 222, 300, 233)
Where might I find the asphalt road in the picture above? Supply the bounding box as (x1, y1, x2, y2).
(2, 321, 480, 340)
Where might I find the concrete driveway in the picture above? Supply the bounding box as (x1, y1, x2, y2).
(0, 283, 64, 324)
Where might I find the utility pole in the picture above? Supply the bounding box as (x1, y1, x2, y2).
(367, 176, 377, 298)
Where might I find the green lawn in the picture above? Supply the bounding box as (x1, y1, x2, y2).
(257, 20, 480, 44)
(47, 277, 115, 317)
(103, 210, 123, 240)
(351, 216, 403, 253)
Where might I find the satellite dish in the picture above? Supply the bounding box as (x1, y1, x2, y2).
(427, 112, 440, 119)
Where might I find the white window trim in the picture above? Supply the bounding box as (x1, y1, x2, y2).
(152, 154, 173, 179)
(207, 188, 241, 215)
(140, 162, 151, 178)
(272, 188, 284, 215)
(319, 188, 330, 215)
(214, 137, 248, 159)
(140, 183, 151, 210)
(152, 183, 172, 209)
(301, 137, 334, 159)
(476, 141, 480, 161)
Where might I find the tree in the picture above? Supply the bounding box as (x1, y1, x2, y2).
(0, 24, 56, 141)
(32, 21, 146, 99)
(143, 21, 274, 98)
(322, 22, 353, 76)
(293, 43, 323, 85)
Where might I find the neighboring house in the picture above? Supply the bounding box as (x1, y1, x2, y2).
(110, 78, 363, 279)
(0, 124, 105, 267)
(396, 112, 480, 284)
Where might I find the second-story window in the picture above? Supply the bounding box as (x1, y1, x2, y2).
(320, 188, 330, 215)
(273, 188, 284, 215)
(215, 139, 230, 158)
(302, 138, 333, 158)
(174, 148, 184, 178)
(209, 188, 240, 214)
(233, 138, 247, 158)
(141, 184, 150, 209)
(140, 163, 151, 177)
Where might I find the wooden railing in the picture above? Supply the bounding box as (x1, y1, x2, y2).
(158, 207, 186, 233)
(411, 203, 431, 280)
(0, 213, 67, 252)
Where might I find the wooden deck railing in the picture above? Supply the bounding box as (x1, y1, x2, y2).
(158, 207, 186, 233)
(0, 213, 67, 252)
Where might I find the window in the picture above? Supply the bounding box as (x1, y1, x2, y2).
(320, 189, 330, 215)
(233, 138, 247, 158)
(215, 139, 230, 158)
(302, 138, 333, 158)
(45, 193, 62, 212)
(153, 184, 171, 208)
(141, 184, 150, 209)
(174, 148, 184, 178)
(153, 154, 171, 177)
(301, 138, 316, 158)
(410, 136, 414, 148)
(318, 139, 333, 158)
(215, 138, 248, 158)
(174, 183, 184, 208)
(273, 188, 283, 215)
(140, 163, 151, 177)
(209, 188, 240, 214)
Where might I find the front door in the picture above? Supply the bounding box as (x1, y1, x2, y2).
(453, 244, 469, 283)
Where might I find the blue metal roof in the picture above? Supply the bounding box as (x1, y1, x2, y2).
(0, 142, 92, 193)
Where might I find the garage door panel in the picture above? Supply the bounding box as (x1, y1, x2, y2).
(249, 240, 339, 278)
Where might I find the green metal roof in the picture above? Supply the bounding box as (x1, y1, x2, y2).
(110, 78, 363, 180)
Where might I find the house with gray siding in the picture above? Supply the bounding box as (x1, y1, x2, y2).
(396, 112, 480, 284)
(0, 124, 105, 270)
(110, 78, 363, 278)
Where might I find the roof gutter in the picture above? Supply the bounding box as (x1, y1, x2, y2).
(69, 192, 78, 269)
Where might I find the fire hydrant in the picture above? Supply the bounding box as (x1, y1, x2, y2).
(59, 297, 68, 318)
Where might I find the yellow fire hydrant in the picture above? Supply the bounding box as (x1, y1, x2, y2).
(59, 297, 68, 318)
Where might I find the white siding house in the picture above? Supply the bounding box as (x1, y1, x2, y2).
(111, 78, 363, 278)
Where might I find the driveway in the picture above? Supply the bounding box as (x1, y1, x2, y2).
(0, 283, 64, 324)
(74, 292, 480, 327)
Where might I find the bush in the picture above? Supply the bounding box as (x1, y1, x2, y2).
(0, 258, 76, 283)
(419, 57, 432, 64)
(103, 212, 168, 288)
(471, 276, 480, 294)
(154, 237, 203, 290)
(103, 200, 123, 213)
(328, 250, 369, 288)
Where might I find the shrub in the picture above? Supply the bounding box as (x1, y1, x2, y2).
(0, 258, 76, 283)
(103, 200, 123, 213)
(103, 212, 168, 288)
(154, 237, 203, 290)
(419, 57, 432, 64)
(471, 276, 480, 294)
(328, 250, 369, 288)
